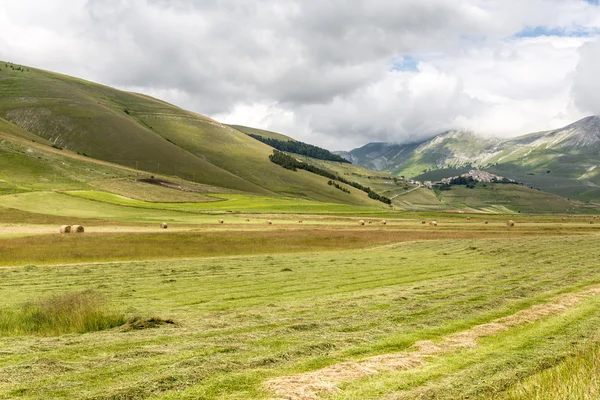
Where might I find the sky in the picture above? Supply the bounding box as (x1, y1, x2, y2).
(1, 1, 600, 150)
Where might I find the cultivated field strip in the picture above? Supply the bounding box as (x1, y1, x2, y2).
(0, 236, 599, 399)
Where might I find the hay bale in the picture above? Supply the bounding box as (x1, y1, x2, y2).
(429, 221, 438, 226)
(267, 220, 272, 225)
(218, 219, 224, 224)
(381, 220, 387, 225)
(59, 225, 71, 234)
(160, 223, 168, 229)
(72, 225, 85, 233)
(507, 220, 515, 227)
(359, 220, 365, 226)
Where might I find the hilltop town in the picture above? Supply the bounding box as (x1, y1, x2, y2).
(421, 170, 519, 189)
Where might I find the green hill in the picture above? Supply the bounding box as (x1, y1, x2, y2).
(229, 125, 296, 142)
(1, 61, 594, 214)
(0, 61, 396, 208)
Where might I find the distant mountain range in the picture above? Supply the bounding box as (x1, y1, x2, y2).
(337, 116, 600, 201)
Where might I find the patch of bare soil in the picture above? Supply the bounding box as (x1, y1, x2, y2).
(265, 286, 600, 400)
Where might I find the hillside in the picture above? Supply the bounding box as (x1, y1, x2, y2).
(346, 117, 600, 201)
(1, 61, 595, 213)
(229, 125, 296, 142)
(0, 61, 396, 208)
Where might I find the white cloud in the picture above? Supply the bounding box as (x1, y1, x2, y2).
(572, 39, 600, 115)
(1, 0, 600, 150)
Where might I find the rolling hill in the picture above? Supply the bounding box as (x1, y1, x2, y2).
(0, 60, 596, 214)
(0, 61, 402, 208)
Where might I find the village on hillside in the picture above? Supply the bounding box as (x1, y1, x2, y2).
(420, 170, 519, 189)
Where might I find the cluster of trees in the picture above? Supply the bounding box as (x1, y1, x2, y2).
(327, 180, 350, 193)
(269, 150, 391, 204)
(250, 134, 350, 163)
(490, 177, 520, 184)
(449, 176, 476, 186)
(436, 175, 521, 191)
(3, 64, 28, 73)
(368, 191, 391, 203)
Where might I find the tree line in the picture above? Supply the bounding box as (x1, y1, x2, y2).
(269, 150, 391, 204)
(249, 133, 351, 163)
(435, 175, 521, 191)
(328, 180, 350, 193)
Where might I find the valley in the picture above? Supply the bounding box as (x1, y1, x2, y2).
(1, 61, 600, 400)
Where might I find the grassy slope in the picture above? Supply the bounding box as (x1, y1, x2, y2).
(434, 183, 587, 214)
(1, 235, 600, 398)
(0, 129, 132, 194)
(0, 127, 594, 215)
(229, 125, 296, 142)
(0, 64, 266, 195)
(0, 62, 390, 207)
(227, 125, 425, 204)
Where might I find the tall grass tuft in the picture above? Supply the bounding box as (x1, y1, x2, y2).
(507, 343, 600, 399)
(0, 290, 125, 336)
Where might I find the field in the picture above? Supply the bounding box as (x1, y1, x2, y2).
(2, 60, 600, 399)
(2, 192, 600, 399)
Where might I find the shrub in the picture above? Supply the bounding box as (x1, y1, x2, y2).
(0, 290, 125, 336)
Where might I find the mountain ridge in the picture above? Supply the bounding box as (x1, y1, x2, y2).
(342, 116, 600, 201)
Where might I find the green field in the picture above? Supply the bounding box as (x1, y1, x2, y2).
(2, 60, 600, 399)
(2, 232, 600, 399)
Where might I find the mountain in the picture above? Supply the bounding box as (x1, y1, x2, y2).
(346, 117, 600, 201)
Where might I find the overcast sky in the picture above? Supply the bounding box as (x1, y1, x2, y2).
(1, 0, 600, 150)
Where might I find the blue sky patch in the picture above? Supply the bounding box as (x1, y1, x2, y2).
(390, 56, 419, 72)
(514, 25, 596, 38)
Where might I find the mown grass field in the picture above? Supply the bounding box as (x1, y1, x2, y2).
(3, 59, 600, 400)
(1, 233, 600, 399)
(1, 189, 600, 399)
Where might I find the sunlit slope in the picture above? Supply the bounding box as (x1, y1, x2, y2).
(229, 124, 296, 142)
(0, 119, 236, 202)
(0, 64, 267, 194)
(133, 113, 383, 205)
(0, 126, 131, 194)
(0, 62, 394, 206)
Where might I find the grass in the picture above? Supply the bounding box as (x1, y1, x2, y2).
(1, 235, 600, 398)
(0, 290, 124, 336)
(435, 183, 583, 214)
(0, 228, 568, 266)
(505, 342, 600, 399)
(0, 62, 402, 206)
(64, 190, 387, 214)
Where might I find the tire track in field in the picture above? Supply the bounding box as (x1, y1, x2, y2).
(265, 285, 600, 400)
